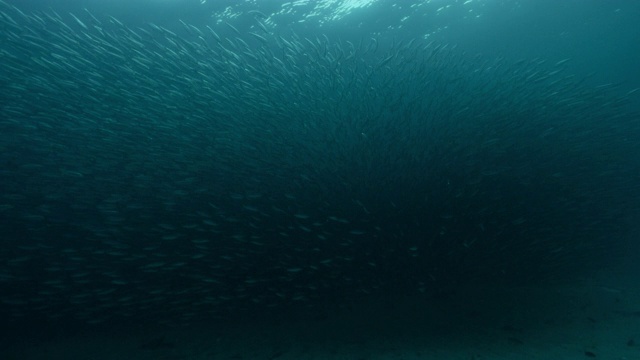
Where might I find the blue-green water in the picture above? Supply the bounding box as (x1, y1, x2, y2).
(1, 0, 639, 343)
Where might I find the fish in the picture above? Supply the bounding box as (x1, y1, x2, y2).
(0, 0, 638, 330)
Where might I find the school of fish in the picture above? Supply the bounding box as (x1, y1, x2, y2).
(1, 0, 639, 327)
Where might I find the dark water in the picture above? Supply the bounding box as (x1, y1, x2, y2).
(1, 0, 639, 344)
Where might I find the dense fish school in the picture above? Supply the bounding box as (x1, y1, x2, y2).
(0, 0, 639, 327)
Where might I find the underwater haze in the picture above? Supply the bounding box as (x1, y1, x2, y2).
(1, 0, 640, 357)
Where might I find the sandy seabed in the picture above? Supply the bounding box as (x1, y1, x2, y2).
(3, 271, 639, 360)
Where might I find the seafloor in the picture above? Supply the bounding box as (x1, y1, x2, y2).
(2, 269, 639, 360)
